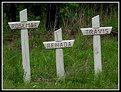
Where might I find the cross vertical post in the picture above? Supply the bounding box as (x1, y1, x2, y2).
(54, 28, 65, 79)
(20, 9, 30, 83)
(92, 15, 102, 75)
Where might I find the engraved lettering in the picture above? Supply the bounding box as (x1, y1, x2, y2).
(98, 29, 102, 33)
(64, 42, 67, 47)
(51, 43, 54, 48)
(94, 29, 97, 34)
(68, 42, 71, 47)
(55, 43, 59, 48)
(47, 43, 50, 48)
(105, 29, 109, 34)
(34, 23, 37, 28)
(89, 29, 93, 34)
(60, 43, 63, 47)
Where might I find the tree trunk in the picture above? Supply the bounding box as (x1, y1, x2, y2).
(46, 3, 60, 31)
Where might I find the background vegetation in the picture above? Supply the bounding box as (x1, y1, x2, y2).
(2, 2, 118, 90)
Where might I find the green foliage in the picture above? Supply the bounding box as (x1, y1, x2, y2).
(3, 3, 118, 32)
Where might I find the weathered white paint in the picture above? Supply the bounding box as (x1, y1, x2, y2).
(54, 28, 62, 41)
(92, 15, 100, 28)
(43, 40, 74, 49)
(93, 35, 102, 75)
(8, 21, 40, 29)
(20, 9, 31, 83)
(56, 49, 65, 79)
(54, 28, 65, 79)
(43, 28, 75, 79)
(92, 15, 102, 75)
(80, 15, 112, 75)
(81, 27, 112, 35)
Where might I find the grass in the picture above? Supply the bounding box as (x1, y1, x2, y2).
(2, 30, 118, 89)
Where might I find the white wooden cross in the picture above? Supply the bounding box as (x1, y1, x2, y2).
(8, 9, 40, 83)
(43, 28, 75, 79)
(80, 15, 112, 75)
